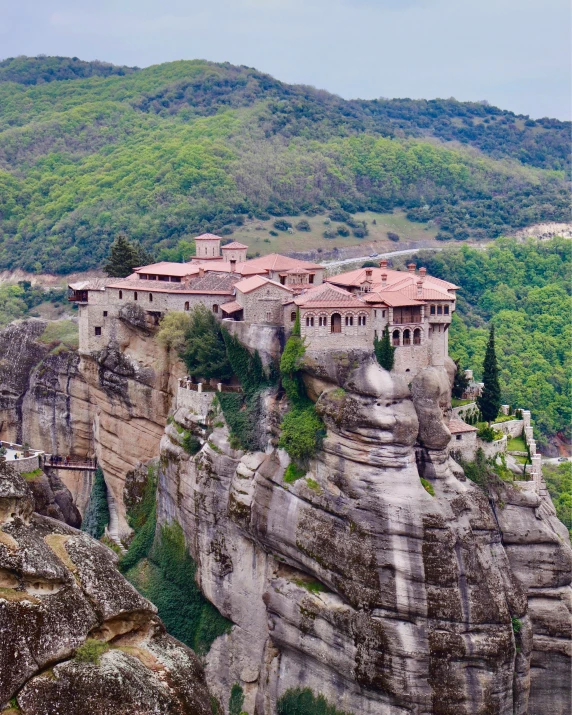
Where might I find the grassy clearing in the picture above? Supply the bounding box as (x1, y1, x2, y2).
(507, 436, 527, 452)
(229, 209, 438, 257)
(38, 319, 79, 349)
(452, 398, 474, 407)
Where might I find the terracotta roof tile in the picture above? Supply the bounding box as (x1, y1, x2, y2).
(234, 275, 293, 294)
(220, 301, 243, 313)
(134, 262, 199, 277)
(448, 419, 477, 434)
(295, 283, 367, 309)
(195, 233, 222, 241)
(221, 241, 248, 249)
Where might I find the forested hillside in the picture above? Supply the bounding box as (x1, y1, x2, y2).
(416, 237, 571, 443)
(0, 57, 569, 274)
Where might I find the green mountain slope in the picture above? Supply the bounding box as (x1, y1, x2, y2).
(0, 57, 569, 274)
(416, 237, 571, 443)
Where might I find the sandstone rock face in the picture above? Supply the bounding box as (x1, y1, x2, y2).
(0, 320, 91, 457)
(156, 348, 570, 714)
(0, 460, 212, 714)
(78, 323, 184, 539)
(25, 468, 82, 528)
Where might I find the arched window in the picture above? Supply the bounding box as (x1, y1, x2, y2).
(403, 329, 411, 346)
(305, 316, 314, 327)
(444, 305, 449, 315)
(392, 330, 400, 346)
(291, 311, 296, 322)
(437, 305, 443, 315)
(213, 304, 218, 313)
(331, 313, 342, 333)
(119, 290, 123, 300)
(318, 315, 327, 327)
(149, 293, 153, 302)
(413, 328, 421, 345)
(345, 315, 353, 327)
(134, 292, 138, 301)
(358, 314, 367, 326)
(184, 301, 190, 311)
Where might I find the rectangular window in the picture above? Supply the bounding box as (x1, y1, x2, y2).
(319, 316, 326, 327)
(437, 305, 443, 315)
(444, 305, 449, 315)
(374, 310, 377, 318)
(94, 327, 102, 336)
(456, 435, 462, 441)
(382, 310, 386, 318)
(103, 311, 108, 317)
(267, 311, 272, 322)
(430, 305, 436, 315)
(158, 275, 169, 282)
(309, 274, 315, 284)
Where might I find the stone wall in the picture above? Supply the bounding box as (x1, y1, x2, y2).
(449, 430, 477, 461)
(4, 453, 42, 475)
(237, 282, 291, 325)
(491, 419, 524, 438)
(451, 401, 477, 419)
(176, 385, 216, 420)
(477, 434, 507, 459)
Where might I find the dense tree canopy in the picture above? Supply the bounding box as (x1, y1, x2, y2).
(416, 237, 571, 441)
(0, 58, 568, 274)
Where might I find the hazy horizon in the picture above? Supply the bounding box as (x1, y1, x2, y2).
(0, 0, 570, 120)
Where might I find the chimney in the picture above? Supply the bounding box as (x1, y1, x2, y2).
(198, 266, 205, 278)
(408, 262, 416, 273)
(419, 267, 427, 280)
(230, 259, 236, 273)
(381, 272, 387, 288)
(365, 268, 373, 280)
(379, 259, 388, 269)
(417, 279, 423, 298)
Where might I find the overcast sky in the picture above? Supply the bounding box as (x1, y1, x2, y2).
(1, 0, 570, 119)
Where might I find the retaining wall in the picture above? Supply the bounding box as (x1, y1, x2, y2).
(491, 419, 524, 438)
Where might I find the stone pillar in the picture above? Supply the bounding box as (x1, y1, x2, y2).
(197, 383, 203, 393)
(528, 440, 536, 455)
(217, 383, 222, 392)
(522, 410, 531, 428)
(525, 426, 534, 443)
(501, 405, 509, 415)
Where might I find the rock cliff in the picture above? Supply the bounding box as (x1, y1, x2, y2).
(0, 459, 212, 714)
(156, 349, 571, 714)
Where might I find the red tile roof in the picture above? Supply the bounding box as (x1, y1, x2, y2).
(221, 241, 248, 250)
(240, 254, 323, 275)
(448, 419, 477, 434)
(363, 290, 424, 307)
(295, 283, 367, 309)
(328, 266, 459, 292)
(234, 275, 293, 294)
(195, 233, 222, 241)
(220, 301, 243, 314)
(134, 262, 199, 278)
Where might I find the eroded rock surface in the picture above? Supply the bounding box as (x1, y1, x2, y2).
(25, 468, 82, 528)
(0, 460, 212, 714)
(156, 348, 570, 714)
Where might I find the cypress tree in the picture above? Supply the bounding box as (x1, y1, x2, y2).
(452, 360, 470, 398)
(104, 233, 153, 277)
(478, 325, 501, 424)
(374, 326, 395, 371)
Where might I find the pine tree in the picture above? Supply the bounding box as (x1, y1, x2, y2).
(104, 234, 153, 277)
(452, 360, 470, 399)
(478, 325, 501, 424)
(374, 326, 395, 371)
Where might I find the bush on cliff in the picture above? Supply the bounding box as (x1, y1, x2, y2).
(157, 311, 193, 353)
(81, 467, 110, 540)
(278, 312, 326, 465)
(180, 305, 232, 381)
(374, 326, 395, 371)
(277, 688, 353, 715)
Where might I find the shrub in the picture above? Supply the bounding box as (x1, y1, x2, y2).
(336, 225, 350, 237)
(269, 230, 279, 236)
(180, 305, 232, 381)
(278, 407, 324, 463)
(182, 432, 201, 455)
(329, 209, 350, 222)
(387, 231, 400, 242)
(283, 463, 306, 484)
(229, 684, 245, 715)
(82, 467, 110, 540)
(323, 229, 337, 239)
(157, 311, 193, 353)
(277, 688, 353, 715)
(361, 261, 378, 268)
(273, 219, 292, 231)
(420, 478, 435, 496)
(477, 425, 496, 442)
(295, 219, 311, 231)
(74, 639, 109, 665)
(352, 227, 367, 238)
(511, 616, 522, 634)
(374, 326, 395, 371)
